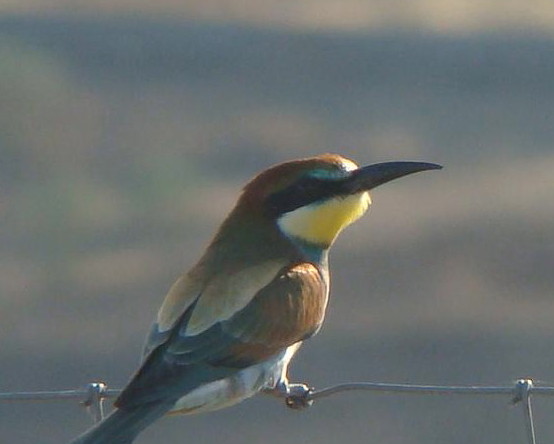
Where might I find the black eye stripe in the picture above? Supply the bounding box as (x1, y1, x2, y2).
(266, 177, 347, 216)
(296, 177, 322, 193)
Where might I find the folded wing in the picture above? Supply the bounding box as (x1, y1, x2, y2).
(116, 262, 328, 408)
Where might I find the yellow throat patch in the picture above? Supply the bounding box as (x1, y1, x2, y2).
(277, 191, 371, 247)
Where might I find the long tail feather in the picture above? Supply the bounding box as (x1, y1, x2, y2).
(68, 403, 171, 444)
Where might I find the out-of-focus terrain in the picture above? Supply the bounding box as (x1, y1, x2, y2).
(1, 4, 554, 444)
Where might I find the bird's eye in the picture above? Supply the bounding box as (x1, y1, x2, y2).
(265, 177, 331, 216)
(296, 178, 319, 196)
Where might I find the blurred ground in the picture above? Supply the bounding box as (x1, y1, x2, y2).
(1, 6, 554, 444)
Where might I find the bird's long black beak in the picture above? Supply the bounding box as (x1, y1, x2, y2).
(346, 161, 442, 193)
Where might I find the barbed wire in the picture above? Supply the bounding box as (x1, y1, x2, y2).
(1, 378, 551, 444)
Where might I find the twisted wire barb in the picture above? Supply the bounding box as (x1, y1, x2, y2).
(511, 379, 536, 444)
(0, 383, 120, 423)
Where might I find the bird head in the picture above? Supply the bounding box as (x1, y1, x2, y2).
(233, 154, 441, 249)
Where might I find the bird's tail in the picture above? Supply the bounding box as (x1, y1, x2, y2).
(68, 403, 171, 444)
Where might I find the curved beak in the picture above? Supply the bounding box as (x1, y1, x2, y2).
(346, 161, 442, 193)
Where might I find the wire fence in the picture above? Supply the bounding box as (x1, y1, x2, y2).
(1, 377, 552, 443)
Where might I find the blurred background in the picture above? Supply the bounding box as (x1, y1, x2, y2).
(1, 1, 554, 443)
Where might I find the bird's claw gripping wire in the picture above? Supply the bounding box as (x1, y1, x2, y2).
(285, 383, 314, 409)
(264, 380, 314, 410)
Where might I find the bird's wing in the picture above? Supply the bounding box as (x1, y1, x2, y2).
(141, 259, 289, 359)
(141, 273, 203, 358)
(116, 262, 327, 408)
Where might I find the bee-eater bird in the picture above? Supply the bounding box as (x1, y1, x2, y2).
(70, 154, 441, 444)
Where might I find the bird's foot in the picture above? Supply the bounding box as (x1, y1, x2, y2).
(264, 381, 314, 410)
(285, 383, 314, 410)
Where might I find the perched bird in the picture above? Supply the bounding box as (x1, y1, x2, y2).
(70, 154, 441, 444)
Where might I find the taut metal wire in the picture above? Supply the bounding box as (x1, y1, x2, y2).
(0, 377, 549, 442)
